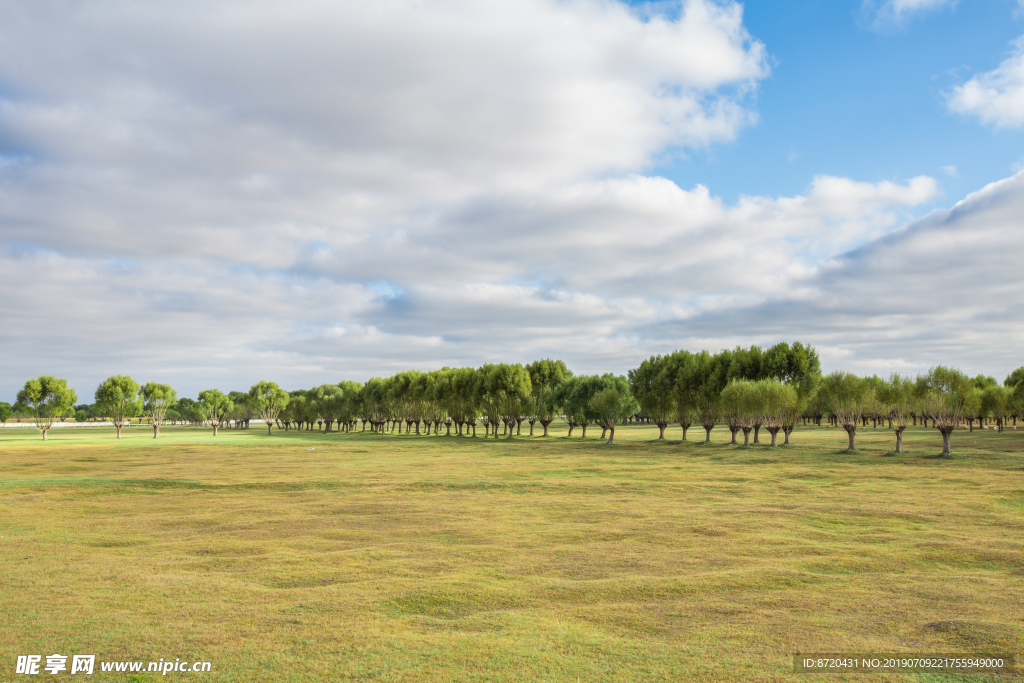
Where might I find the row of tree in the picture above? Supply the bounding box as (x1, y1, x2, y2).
(5, 342, 1023, 456)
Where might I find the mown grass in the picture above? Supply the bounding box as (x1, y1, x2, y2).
(1, 422, 1022, 682)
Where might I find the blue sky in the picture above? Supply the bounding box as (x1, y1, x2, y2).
(1, 0, 1023, 399)
(654, 0, 1024, 206)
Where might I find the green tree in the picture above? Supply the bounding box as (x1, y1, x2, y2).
(95, 375, 142, 439)
(628, 355, 675, 439)
(757, 379, 797, 447)
(309, 384, 343, 432)
(981, 385, 1010, 433)
(337, 380, 364, 432)
(721, 379, 760, 446)
(249, 381, 289, 436)
(197, 389, 233, 435)
(527, 359, 571, 437)
(17, 376, 78, 440)
(683, 350, 730, 443)
(589, 376, 639, 444)
(483, 363, 532, 439)
(74, 409, 87, 423)
(961, 384, 983, 431)
(820, 371, 868, 452)
(141, 382, 177, 439)
(359, 379, 386, 432)
(450, 368, 481, 436)
(667, 350, 696, 440)
(0, 401, 12, 427)
(916, 366, 971, 457)
(876, 374, 915, 453)
(1005, 368, 1024, 427)
(551, 376, 583, 437)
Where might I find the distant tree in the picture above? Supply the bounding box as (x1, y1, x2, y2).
(667, 350, 696, 440)
(94, 375, 142, 439)
(0, 401, 12, 427)
(1006, 368, 1024, 427)
(74, 409, 87, 423)
(720, 379, 757, 446)
(175, 397, 201, 425)
(552, 376, 590, 437)
(971, 374, 998, 390)
(141, 382, 177, 439)
(981, 385, 1010, 433)
(449, 368, 480, 436)
(757, 379, 797, 447)
(916, 366, 971, 457)
(228, 391, 253, 429)
(249, 381, 289, 436)
(590, 376, 638, 444)
(197, 389, 233, 435)
(820, 372, 868, 452)
(338, 380, 364, 432)
(17, 376, 78, 440)
(528, 359, 571, 437)
(309, 384, 343, 432)
(360, 379, 389, 433)
(628, 355, 675, 439)
(763, 341, 821, 443)
(682, 350, 730, 443)
(483, 364, 532, 439)
(877, 374, 915, 454)
(961, 384, 983, 432)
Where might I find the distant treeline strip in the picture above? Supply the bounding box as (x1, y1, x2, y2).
(5, 341, 1023, 455)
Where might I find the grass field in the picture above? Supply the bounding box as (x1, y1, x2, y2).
(1, 422, 1022, 682)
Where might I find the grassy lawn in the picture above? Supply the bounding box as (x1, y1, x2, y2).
(1, 422, 1022, 682)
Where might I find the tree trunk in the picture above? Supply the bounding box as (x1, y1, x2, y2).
(742, 428, 750, 446)
(541, 419, 551, 437)
(704, 425, 713, 442)
(681, 425, 688, 440)
(845, 425, 856, 451)
(213, 423, 219, 436)
(753, 425, 760, 443)
(894, 427, 904, 453)
(267, 422, 273, 436)
(729, 427, 738, 444)
(567, 424, 574, 437)
(153, 423, 160, 439)
(42, 427, 49, 441)
(940, 427, 953, 456)
(529, 420, 535, 436)
(581, 425, 587, 438)
(768, 428, 779, 447)
(657, 422, 667, 439)
(607, 426, 615, 445)
(116, 423, 122, 439)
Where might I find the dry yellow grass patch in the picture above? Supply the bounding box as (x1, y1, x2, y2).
(1, 423, 1022, 681)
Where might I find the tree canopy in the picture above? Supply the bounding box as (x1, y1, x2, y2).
(16, 376, 77, 440)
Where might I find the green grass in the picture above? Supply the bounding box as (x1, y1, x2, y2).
(1, 422, 1022, 682)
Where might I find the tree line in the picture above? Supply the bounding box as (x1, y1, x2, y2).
(4, 341, 1023, 456)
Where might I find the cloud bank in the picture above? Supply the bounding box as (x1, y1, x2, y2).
(0, 0, 1021, 399)
(948, 35, 1024, 128)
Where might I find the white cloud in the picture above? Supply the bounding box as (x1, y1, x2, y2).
(864, 0, 957, 27)
(947, 35, 1024, 128)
